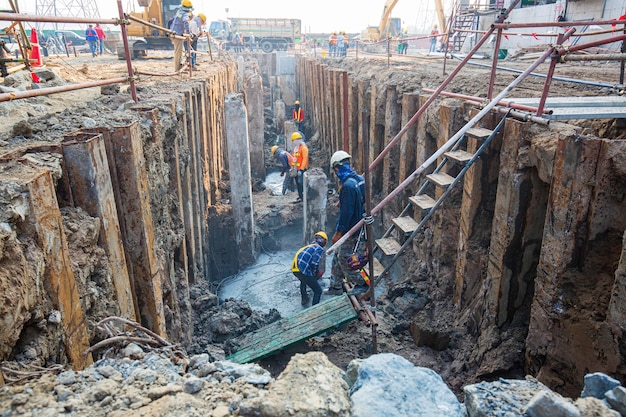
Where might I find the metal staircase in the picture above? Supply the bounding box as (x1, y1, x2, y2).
(450, 11, 479, 52)
(371, 115, 509, 286)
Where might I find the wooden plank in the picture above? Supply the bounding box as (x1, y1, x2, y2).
(466, 127, 492, 141)
(445, 149, 474, 164)
(227, 295, 357, 363)
(372, 257, 385, 278)
(410, 194, 436, 210)
(392, 216, 419, 234)
(375, 237, 402, 256)
(426, 172, 455, 187)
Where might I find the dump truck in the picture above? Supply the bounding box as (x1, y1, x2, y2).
(208, 18, 301, 53)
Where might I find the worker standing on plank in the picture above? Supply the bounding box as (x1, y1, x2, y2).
(292, 232, 328, 306)
(170, 0, 193, 72)
(329, 150, 369, 296)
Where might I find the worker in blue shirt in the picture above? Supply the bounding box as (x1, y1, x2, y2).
(329, 150, 368, 295)
(292, 232, 328, 306)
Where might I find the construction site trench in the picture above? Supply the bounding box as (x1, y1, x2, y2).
(0, 48, 625, 415)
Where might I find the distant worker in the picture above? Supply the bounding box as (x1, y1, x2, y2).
(94, 23, 106, 56)
(342, 31, 349, 57)
(233, 32, 243, 53)
(189, 12, 206, 68)
(85, 24, 98, 58)
(400, 30, 408, 54)
(329, 150, 369, 296)
(271, 145, 296, 195)
(248, 32, 256, 51)
(169, 0, 193, 72)
(329, 32, 338, 57)
(292, 100, 305, 133)
(429, 24, 439, 53)
(291, 131, 309, 202)
(292, 232, 328, 306)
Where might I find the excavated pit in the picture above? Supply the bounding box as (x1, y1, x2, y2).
(0, 51, 624, 399)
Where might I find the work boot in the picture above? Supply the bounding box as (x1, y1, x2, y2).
(346, 284, 369, 296)
(301, 295, 310, 305)
(324, 286, 343, 295)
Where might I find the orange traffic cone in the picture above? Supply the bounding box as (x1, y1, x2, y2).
(29, 28, 42, 67)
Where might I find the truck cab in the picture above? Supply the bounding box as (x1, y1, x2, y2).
(122, 0, 181, 58)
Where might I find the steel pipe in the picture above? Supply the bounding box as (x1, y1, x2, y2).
(422, 88, 552, 114)
(493, 18, 625, 29)
(117, 0, 137, 103)
(0, 12, 119, 25)
(0, 77, 127, 103)
(464, 100, 551, 125)
(561, 53, 626, 61)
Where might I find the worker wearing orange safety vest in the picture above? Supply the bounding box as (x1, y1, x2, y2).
(329, 32, 338, 56)
(291, 131, 308, 202)
(292, 100, 304, 132)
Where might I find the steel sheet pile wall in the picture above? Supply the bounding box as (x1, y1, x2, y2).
(295, 55, 626, 394)
(0, 62, 237, 370)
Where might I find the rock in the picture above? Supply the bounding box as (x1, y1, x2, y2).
(11, 120, 33, 138)
(183, 375, 204, 394)
(525, 390, 580, 417)
(215, 360, 270, 380)
(96, 365, 122, 379)
(146, 385, 183, 400)
(464, 377, 549, 417)
(123, 343, 144, 358)
(54, 385, 74, 402)
(101, 84, 120, 95)
(91, 379, 119, 402)
(212, 405, 231, 417)
(209, 311, 242, 334)
(130, 368, 157, 384)
(239, 352, 351, 417)
(188, 353, 210, 370)
(57, 370, 76, 385)
(33, 69, 56, 81)
(196, 362, 218, 377)
(574, 397, 620, 416)
(82, 117, 97, 128)
(605, 386, 626, 416)
(47, 310, 61, 324)
(350, 353, 463, 417)
(581, 373, 621, 400)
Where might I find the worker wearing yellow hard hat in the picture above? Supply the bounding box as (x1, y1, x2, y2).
(188, 9, 206, 68)
(271, 145, 296, 195)
(291, 231, 328, 306)
(170, 0, 193, 72)
(290, 131, 308, 202)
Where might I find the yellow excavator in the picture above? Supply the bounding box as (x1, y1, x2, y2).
(362, 0, 447, 42)
(120, 0, 180, 58)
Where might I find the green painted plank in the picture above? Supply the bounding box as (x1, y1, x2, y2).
(227, 295, 357, 363)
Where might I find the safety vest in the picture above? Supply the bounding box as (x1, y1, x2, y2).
(293, 107, 304, 122)
(329, 34, 337, 46)
(292, 143, 309, 170)
(291, 244, 316, 272)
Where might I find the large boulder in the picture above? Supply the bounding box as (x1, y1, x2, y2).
(348, 353, 464, 417)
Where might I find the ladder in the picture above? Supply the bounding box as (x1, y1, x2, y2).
(450, 11, 479, 52)
(372, 113, 509, 286)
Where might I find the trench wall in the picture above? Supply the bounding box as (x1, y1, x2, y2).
(295, 55, 626, 395)
(0, 62, 237, 371)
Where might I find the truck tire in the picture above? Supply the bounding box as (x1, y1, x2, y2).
(260, 41, 273, 53)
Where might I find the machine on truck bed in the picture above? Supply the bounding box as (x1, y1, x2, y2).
(208, 18, 301, 53)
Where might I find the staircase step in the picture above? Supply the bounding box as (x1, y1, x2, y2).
(375, 237, 402, 256)
(466, 127, 493, 141)
(426, 172, 455, 187)
(392, 216, 419, 234)
(409, 194, 436, 210)
(444, 149, 474, 164)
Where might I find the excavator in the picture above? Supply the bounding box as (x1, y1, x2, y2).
(119, 0, 180, 58)
(362, 0, 447, 42)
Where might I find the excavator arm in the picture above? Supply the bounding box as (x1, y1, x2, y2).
(433, 0, 446, 32)
(377, 0, 400, 39)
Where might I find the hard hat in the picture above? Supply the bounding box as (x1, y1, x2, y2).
(330, 150, 351, 168)
(294, 100, 300, 105)
(434, 24, 438, 27)
(314, 231, 328, 246)
(271, 145, 279, 155)
(291, 131, 303, 141)
(181, 0, 192, 7)
(198, 13, 206, 22)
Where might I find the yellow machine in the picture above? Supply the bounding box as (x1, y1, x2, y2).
(361, 0, 401, 42)
(121, 0, 180, 58)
